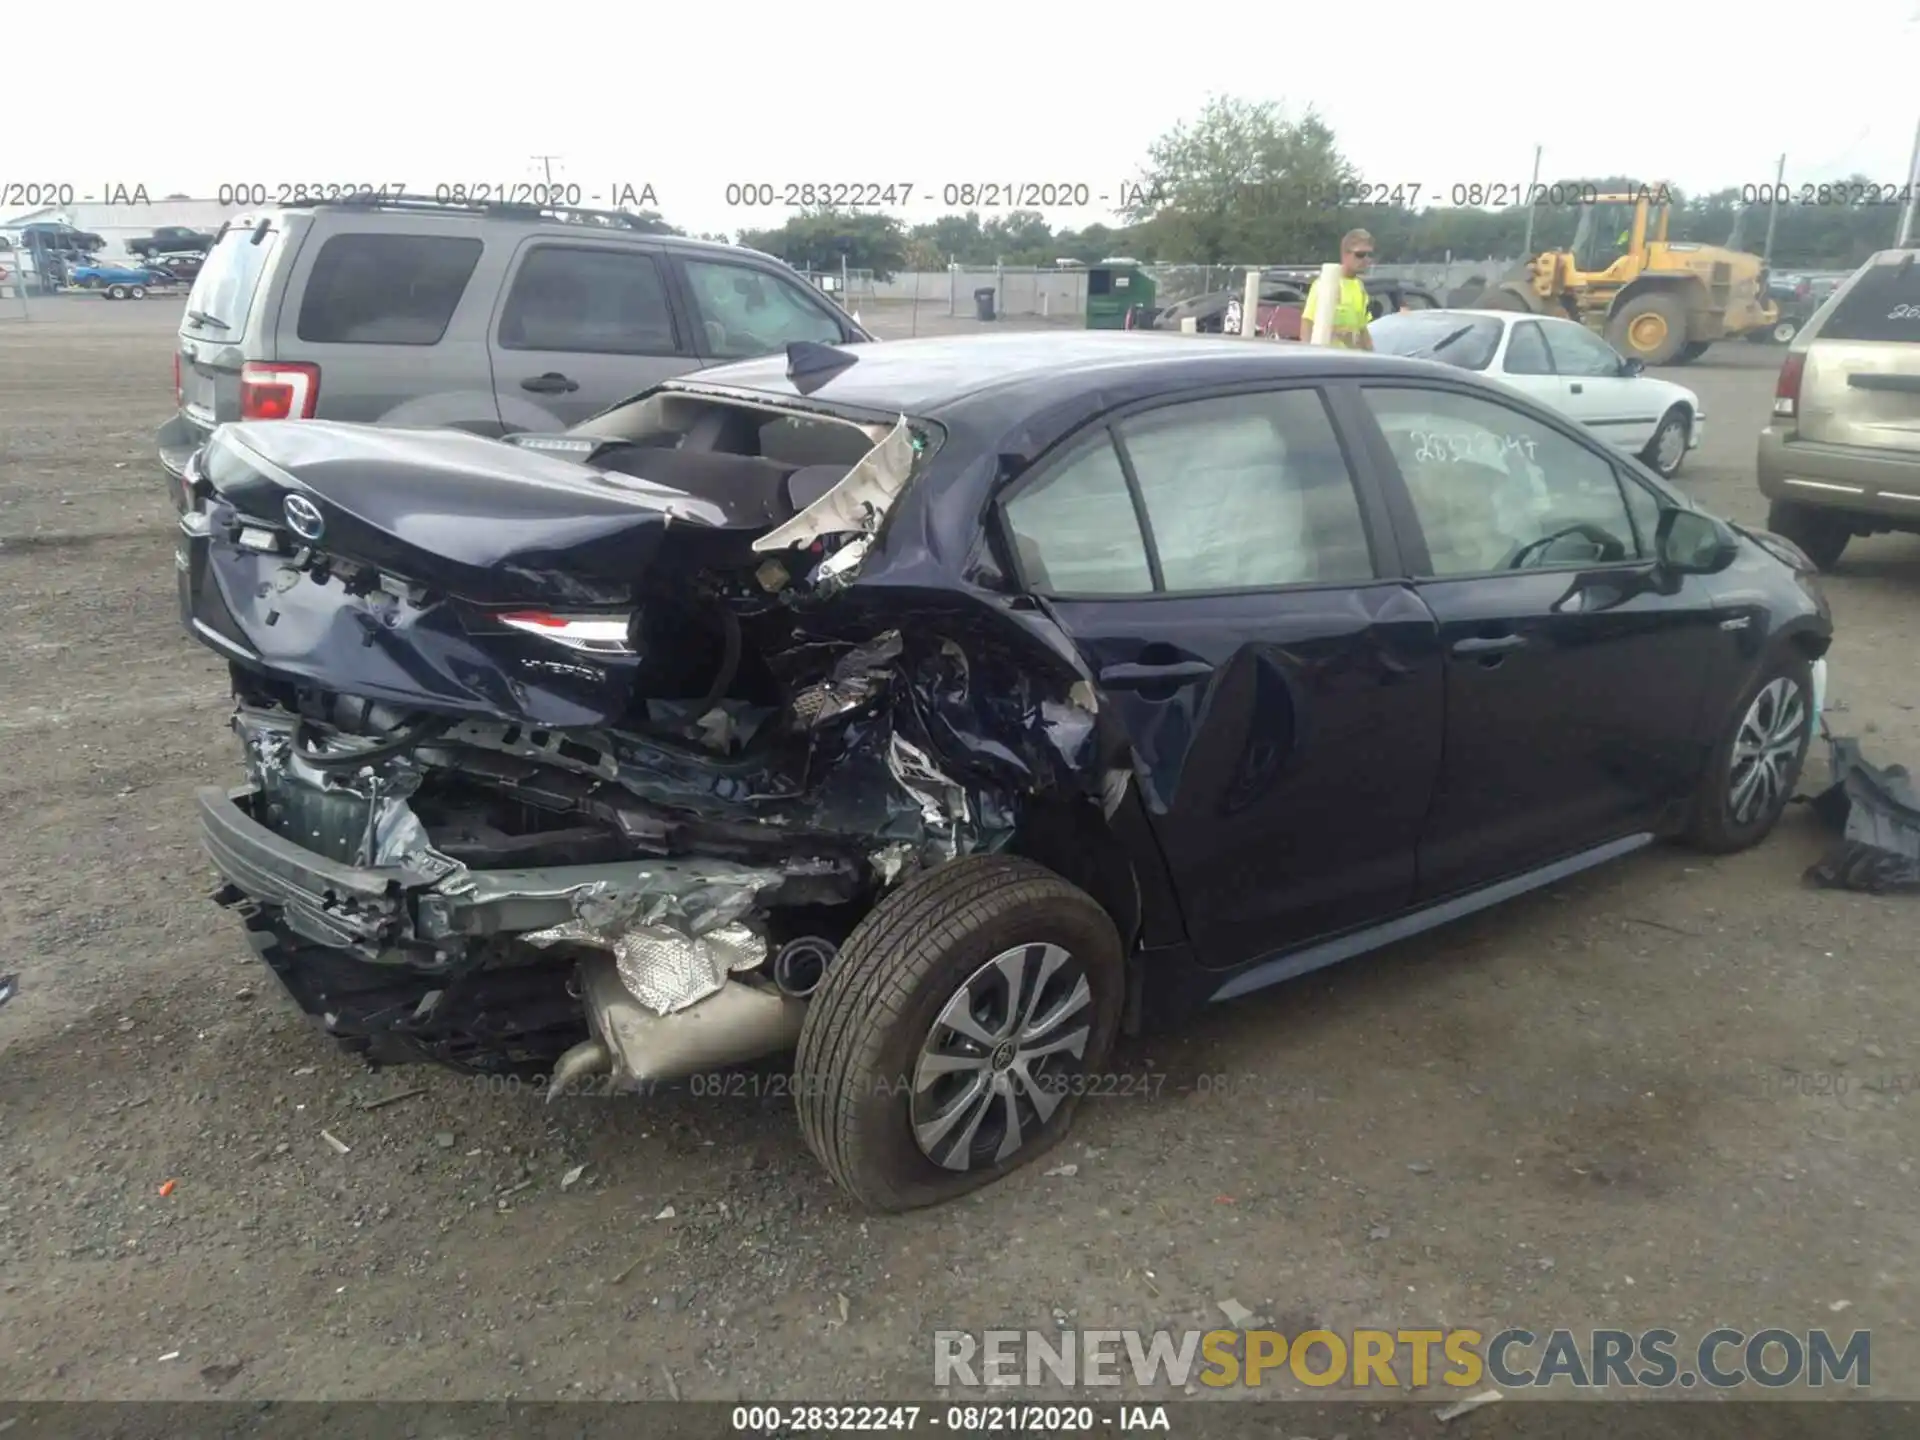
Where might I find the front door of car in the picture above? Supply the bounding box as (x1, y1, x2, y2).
(995, 385, 1447, 971)
(1351, 381, 1726, 899)
(1540, 318, 1656, 450)
(488, 241, 698, 432)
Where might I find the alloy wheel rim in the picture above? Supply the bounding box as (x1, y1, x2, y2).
(911, 942, 1094, 1172)
(1728, 677, 1808, 826)
(1629, 313, 1667, 351)
(1655, 418, 1686, 472)
(1774, 322, 1797, 343)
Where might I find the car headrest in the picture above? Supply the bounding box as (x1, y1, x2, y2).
(785, 464, 849, 513)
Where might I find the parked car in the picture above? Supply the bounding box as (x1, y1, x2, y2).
(1368, 308, 1703, 478)
(1758, 273, 1847, 345)
(179, 331, 1831, 1211)
(145, 251, 204, 284)
(1758, 248, 1920, 569)
(157, 194, 872, 496)
(128, 226, 215, 258)
(69, 260, 166, 298)
(1154, 274, 1439, 337)
(16, 221, 106, 253)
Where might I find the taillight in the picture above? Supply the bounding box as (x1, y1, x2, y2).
(1774, 352, 1805, 420)
(239, 361, 321, 421)
(173, 352, 182, 405)
(498, 611, 636, 655)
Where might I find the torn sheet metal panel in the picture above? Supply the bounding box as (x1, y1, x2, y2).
(753, 416, 917, 554)
(1805, 735, 1920, 894)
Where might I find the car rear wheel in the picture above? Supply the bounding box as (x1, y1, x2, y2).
(1684, 653, 1816, 854)
(1765, 499, 1852, 571)
(1772, 319, 1801, 344)
(1641, 407, 1691, 478)
(128, 284, 147, 300)
(794, 855, 1125, 1213)
(105, 284, 126, 300)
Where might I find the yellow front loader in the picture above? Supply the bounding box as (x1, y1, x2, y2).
(1475, 185, 1778, 365)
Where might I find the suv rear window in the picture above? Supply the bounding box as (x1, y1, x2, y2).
(184, 224, 278, 334)
(1819, 257, 1920, 343)
(296, 233, 483, 345)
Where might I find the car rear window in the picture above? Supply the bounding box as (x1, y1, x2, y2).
(296, 233, 483, 345)
(1368, 312, 1502, 370)
(1818, 257, 1920, 343)
(184, 223, 278, 334)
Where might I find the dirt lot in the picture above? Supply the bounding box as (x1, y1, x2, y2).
(3, 297, 1919, 1419)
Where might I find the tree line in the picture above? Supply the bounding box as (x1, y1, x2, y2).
(625, 97, 1908, 276)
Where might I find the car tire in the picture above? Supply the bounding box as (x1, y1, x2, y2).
(1606, 292, 1688, 365)
(794, 854, 1125, 1213)
(1772, 319, 1801, 344)
(106, 284, 126, 300)
(1765, 499, 1852, 571)
(1641, 407, 1691, 478)
(1673, 340, 1711, 364)
(128, 285, 146, 300)
(1683, 651, 1817, 855)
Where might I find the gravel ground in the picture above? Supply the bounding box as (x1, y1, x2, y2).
(2, 297, 1918, 1419)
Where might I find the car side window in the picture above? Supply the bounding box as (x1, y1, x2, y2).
(498, 246, 680, 356)
(1001, 435, 1154, 596)
(1504, 321, 1553, 375)
(1114, 390, 1375, 590)
(1542, 319, 1625, 377)
(682, 258, 845, 358)
(1362, 385, 1644, 576)
(297, 233, 483, 346)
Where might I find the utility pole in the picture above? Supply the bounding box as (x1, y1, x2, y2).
(1899, 116, 1920, 248)
(1763, 153, 1785, 264)
(1520, 144, 1544, 256)
(530, 154, 563, 185)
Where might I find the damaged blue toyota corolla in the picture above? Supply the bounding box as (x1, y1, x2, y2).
(177, 331, 1833, 1211)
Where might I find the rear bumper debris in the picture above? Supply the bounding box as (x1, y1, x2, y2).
(1805, 735, 1920, 894)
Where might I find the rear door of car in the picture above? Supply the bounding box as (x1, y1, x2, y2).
(275, 218, 497, 430)
(670, 251, 863, 364)
(487, 238, 700, 431)
(1798, 254, 1920, 456)
(992, 382, 1446, 972)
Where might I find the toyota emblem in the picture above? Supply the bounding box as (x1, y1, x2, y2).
(282, 493, 324, 542)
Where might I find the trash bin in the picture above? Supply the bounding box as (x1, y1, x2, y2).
(974, 287, 997, 322)
(1084, 260, 1158, 330)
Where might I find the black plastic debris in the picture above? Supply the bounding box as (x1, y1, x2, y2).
(0, 973, 15, 1008)
(1805, 735, 1920, 894)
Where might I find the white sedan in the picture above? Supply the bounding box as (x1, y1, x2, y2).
(1368, 308, 1703, 478)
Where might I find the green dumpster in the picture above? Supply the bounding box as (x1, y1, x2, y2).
(1084, 259, 1156, 330)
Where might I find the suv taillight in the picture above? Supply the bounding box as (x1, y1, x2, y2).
(1774, 352, 1806, 421)
(173, 352, 182, 405)
(239, 361, 321, 421)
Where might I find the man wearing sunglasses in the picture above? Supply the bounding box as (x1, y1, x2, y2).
(1299, 229, 1376, 349)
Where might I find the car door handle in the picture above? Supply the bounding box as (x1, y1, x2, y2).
(1098, 659, 1215, 688)
(1569, 382, 1584, 394)
(521, 372, 579, 394)
(1451, 635, 1528, 657)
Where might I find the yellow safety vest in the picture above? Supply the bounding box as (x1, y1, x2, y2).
(1303, 275, 1371, 347)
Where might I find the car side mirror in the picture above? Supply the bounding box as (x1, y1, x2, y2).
(1619, 356, 1645, 377)
(1656, 507, 1738, 574)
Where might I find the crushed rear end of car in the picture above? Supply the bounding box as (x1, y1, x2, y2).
(176, 388, 1118, 1090)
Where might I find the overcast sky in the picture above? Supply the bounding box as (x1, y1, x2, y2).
(12, 0, 1920, 237)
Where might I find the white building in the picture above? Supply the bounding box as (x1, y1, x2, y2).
(0, 198, 250, 258)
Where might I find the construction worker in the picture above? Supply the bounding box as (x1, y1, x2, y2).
(1299, 229, 1375, 349)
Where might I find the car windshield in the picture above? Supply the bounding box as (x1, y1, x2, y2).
(1368, 312, 1502, 370)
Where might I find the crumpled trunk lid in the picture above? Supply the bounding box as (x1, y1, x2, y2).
(198, 420, 764, 606)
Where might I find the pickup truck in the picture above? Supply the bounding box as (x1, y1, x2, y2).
(127, 227, 215, 257)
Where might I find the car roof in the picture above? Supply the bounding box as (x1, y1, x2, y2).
(668, 331, 1449, 415)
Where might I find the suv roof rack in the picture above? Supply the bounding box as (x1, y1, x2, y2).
(289, 191, 684, 235)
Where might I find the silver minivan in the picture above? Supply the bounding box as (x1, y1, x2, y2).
(1757, 248, 1920, 569)
(157, 196, 870, 501)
